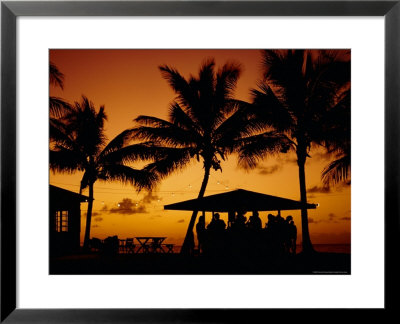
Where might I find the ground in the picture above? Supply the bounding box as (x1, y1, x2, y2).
(50, 252, 350, 275)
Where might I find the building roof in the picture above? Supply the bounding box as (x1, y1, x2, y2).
(50, 185, 92, 203)
(164, 189, 317, 212)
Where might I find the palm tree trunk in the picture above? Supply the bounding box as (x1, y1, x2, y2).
(297, 149, 314, 254)
(83, 182, 94, 251)
(180, 163, 211, 255)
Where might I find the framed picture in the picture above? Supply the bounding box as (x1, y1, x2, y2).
(1, 0, 398, 322)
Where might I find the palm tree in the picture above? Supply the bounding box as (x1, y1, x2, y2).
(50, 61, 65, 89)
(50, 96, 159, 249)
(322, 149, 350, 186)
(131, 58, 285, 254)
(239, 50, 350, 254)
(49, 62, 72, 147)
(49, 61, 71, 118)
(321, 89, 351, 186)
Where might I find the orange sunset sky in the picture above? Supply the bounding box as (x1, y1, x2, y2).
(49, 49, 351, 247)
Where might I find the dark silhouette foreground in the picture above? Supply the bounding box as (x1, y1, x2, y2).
(49, 250, 350, 275)
(50, 213, 349, 275)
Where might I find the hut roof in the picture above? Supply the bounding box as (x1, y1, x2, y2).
(50, 185, 92, 203)
(164, 189, 317, 212)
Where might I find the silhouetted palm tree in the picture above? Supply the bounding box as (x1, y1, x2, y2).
(49, 62, 71, 118)
(50, 96, 159, 249)
(50, 62, 65, 89)
(131, 59, 285, 254)
(321, 89, 351, 186)
(49, 62, 72, 147)
(239, 50, 350, 253)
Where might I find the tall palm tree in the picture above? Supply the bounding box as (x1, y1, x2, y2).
(239, 50, 350, 254)
(131, 58, 285, 254)
(50, 96, 159, 249)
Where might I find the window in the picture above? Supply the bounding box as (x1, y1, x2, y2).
(55, 210, 68, 232)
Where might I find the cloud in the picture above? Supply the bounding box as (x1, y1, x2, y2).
(335, 180, 351, 191)
(106, 192, 163, 216)
(92, 212, 101, 217)
(308, 213, 337, 224)
(177, 219, 185, 223)
(340, 217, 351, 221)
(92, 224, 100, 228)
(142, 191, 162, 204)
(109, 198, 147, 215)
(307, 185, 331, 194)
(277, 155, 297, 165)
(94, 217, 103, 222)
(311, 151, 331, 161)
(257, 164, 282, 175)
(101, 204, 108, 211)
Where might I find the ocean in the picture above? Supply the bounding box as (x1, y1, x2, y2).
(297, 244, 351, 254)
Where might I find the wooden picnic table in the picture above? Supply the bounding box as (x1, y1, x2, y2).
(135, 237, 167, 253)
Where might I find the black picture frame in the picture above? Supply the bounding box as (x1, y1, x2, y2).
(1, 0, 398, 322)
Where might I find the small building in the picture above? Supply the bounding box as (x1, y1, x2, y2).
(49, 185, 90, 256)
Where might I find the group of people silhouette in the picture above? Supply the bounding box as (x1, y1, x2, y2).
(195, 210, 297, 258)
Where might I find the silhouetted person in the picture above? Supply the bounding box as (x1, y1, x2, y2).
(229, 211, 248, 257)
(283, 215, 293, 254)
(288, 219, 297, 254)
(276, 213, 284, 224)
(103, 235, 119, 255)
(90, 237, 103, 252)
(228, 211, 235, 228)
(207, 213, 226, 257)
(265, 214, 279, 256)
(207, 213, 226, 232)
(234, 210, 247, 229)
(187, 231, 195, 256)
(266, 214, 276, 228)
(247, 210, 262, 230)
(196, 215, 206, 254)
(275, 214, 286, 254)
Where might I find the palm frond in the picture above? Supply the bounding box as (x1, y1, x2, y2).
(66, 96, 108, 156)
(101, 164, 159, 191)
(213, 102, 264, 147)
(159, 64, 197, 110)
(134, 115, 176, 128)
(318, 89, 350, 151)
(49, 149, 83, 174)
(216, 61, 242, 103)
(143, 147, 194, 179)
(49, 97, 72, 118)
(168, 102, 202, 135)
(50, 117, 68, 143)
(236, 132, 292, 169)
(49, 62, 64, 89)
(251, 82, 294, 132)
(100, 128, 135, 157)
(132, 123, 197, 147)
(321, 154, 351, 186)
(100, 143, 166, 165)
